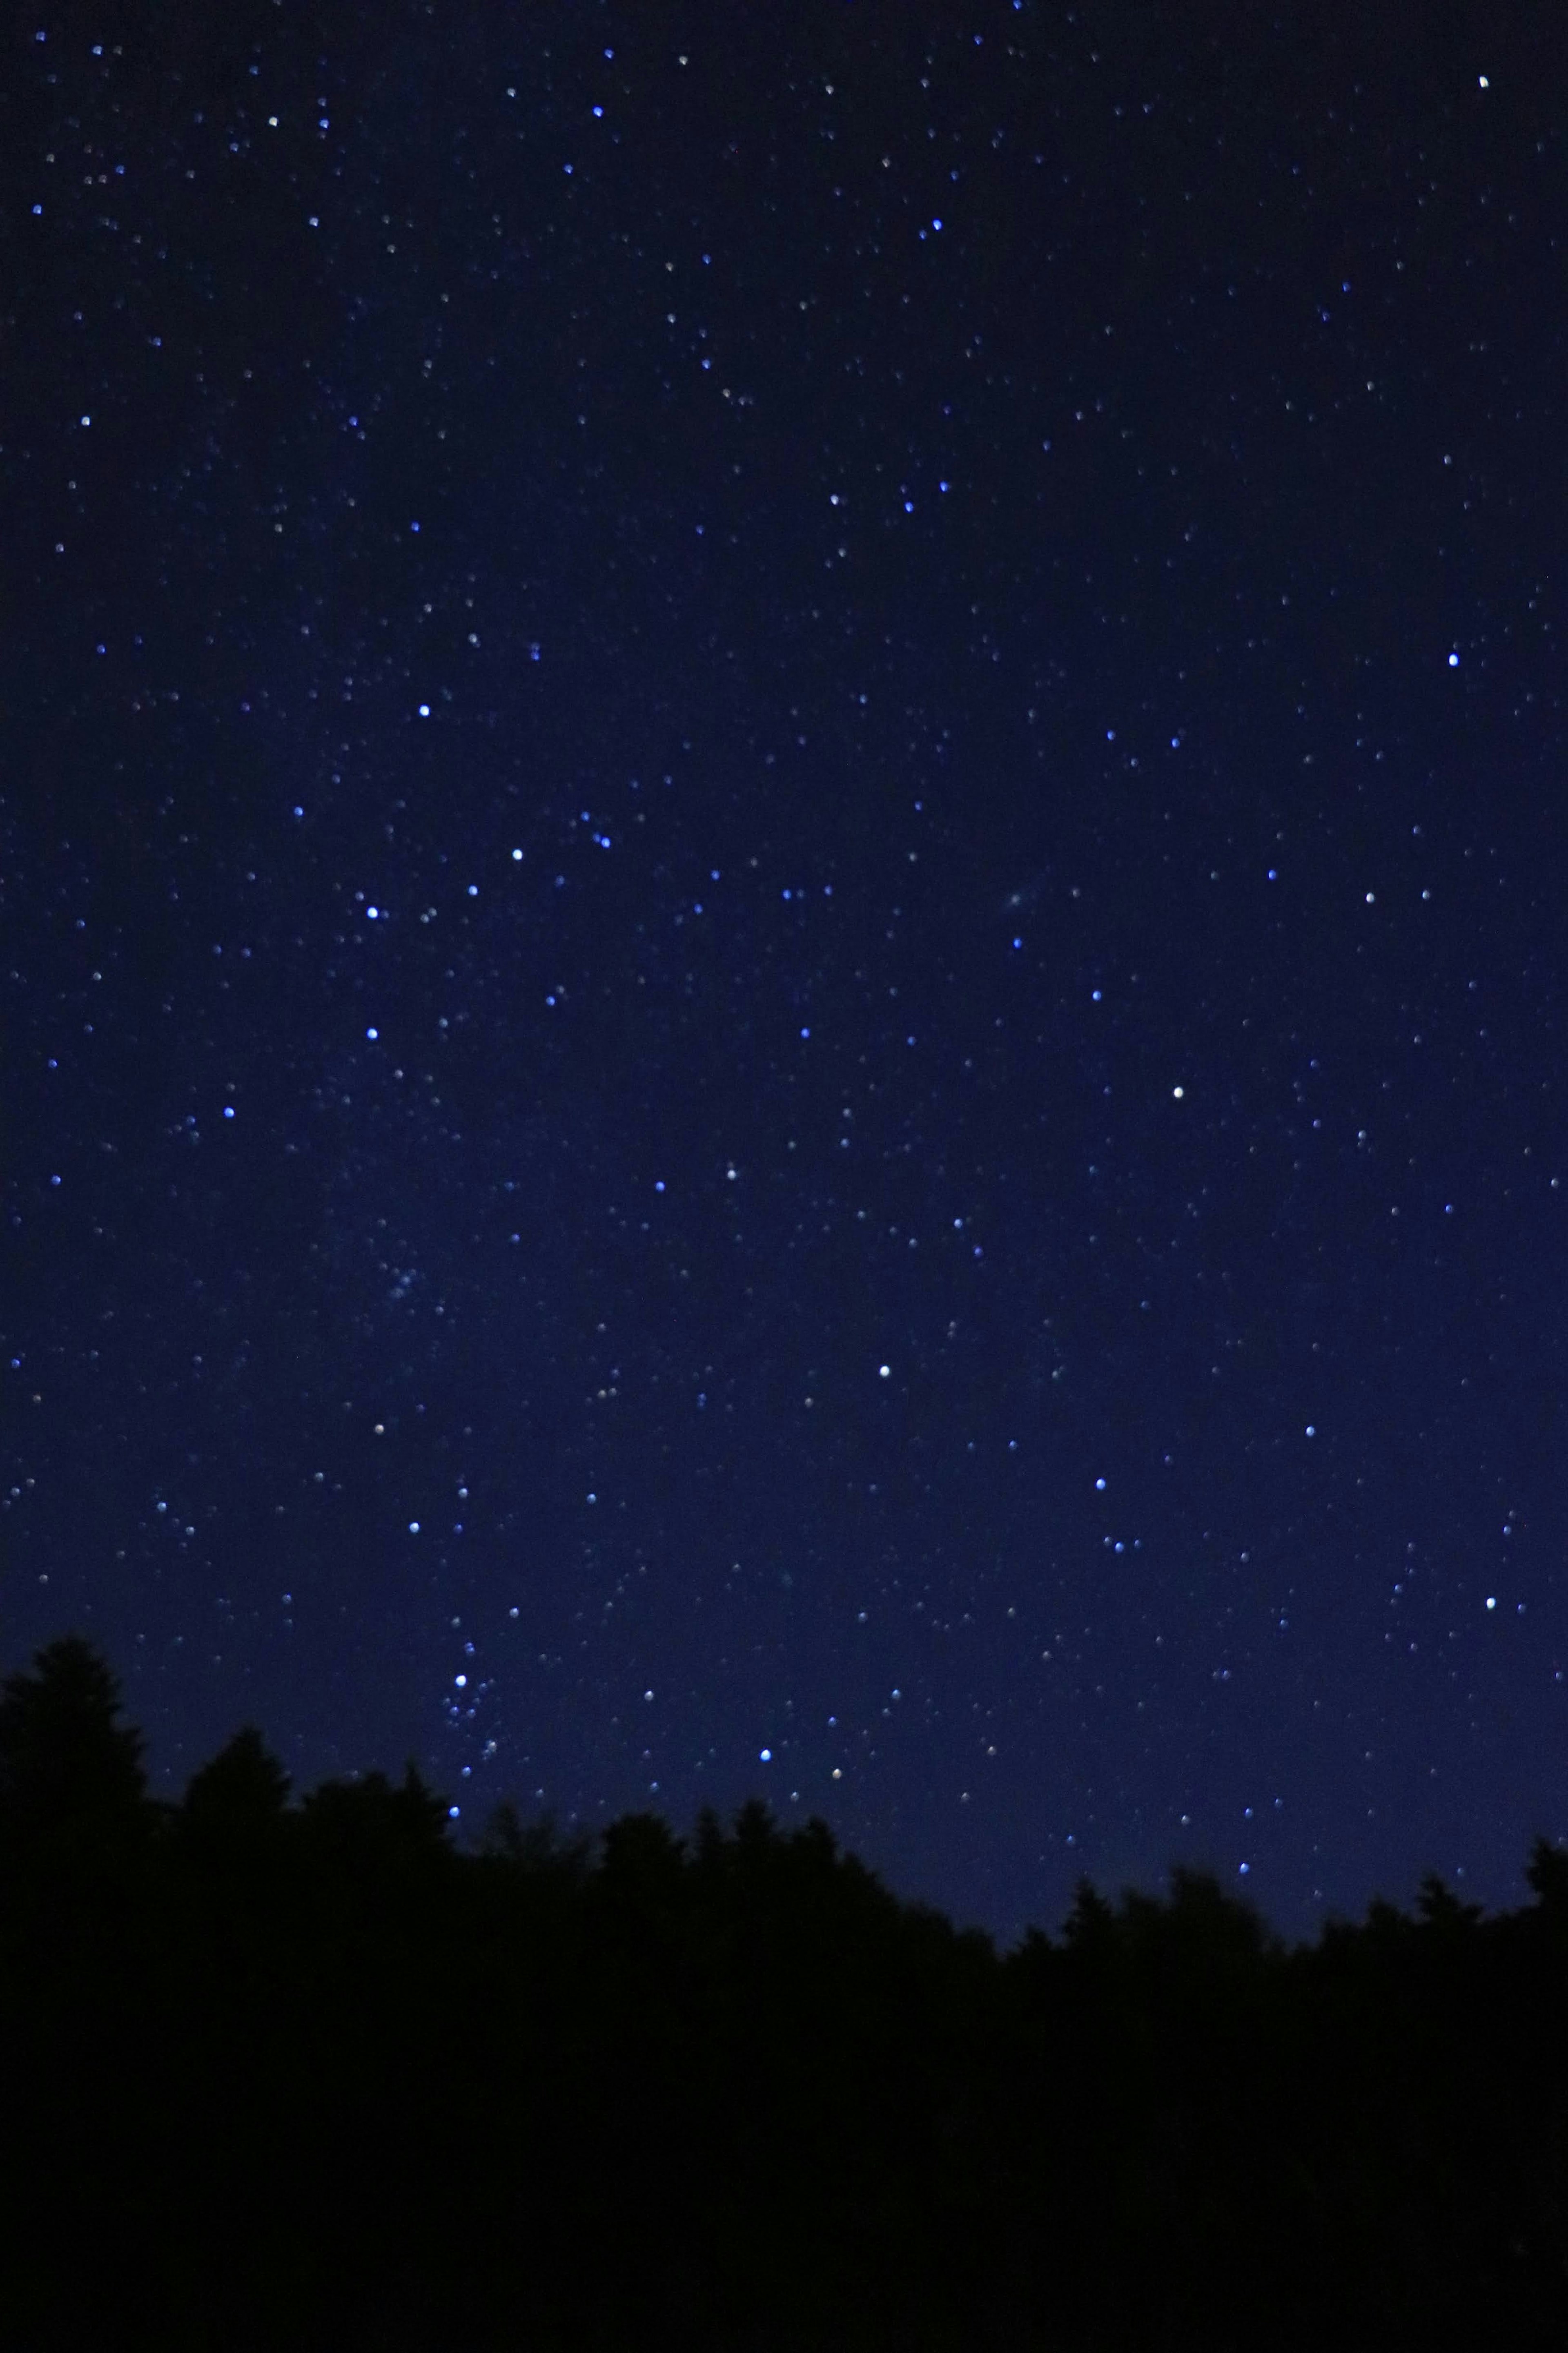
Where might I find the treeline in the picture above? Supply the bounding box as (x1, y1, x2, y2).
(1, 1637, 1565, 2350)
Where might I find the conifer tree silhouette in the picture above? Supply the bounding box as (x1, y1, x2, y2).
(0, 1634, 147, 1854)
(181, 1725, 292, 1851)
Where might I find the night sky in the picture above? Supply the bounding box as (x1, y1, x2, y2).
(6, 0, 1567, 1946)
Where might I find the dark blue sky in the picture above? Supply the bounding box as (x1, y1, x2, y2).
(5, 0, 1567, 1945)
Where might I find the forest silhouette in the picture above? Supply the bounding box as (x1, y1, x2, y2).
(1, 1635, 1564, 2350)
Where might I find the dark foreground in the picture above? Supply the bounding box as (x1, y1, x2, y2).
(1, 1636, 1564, 2350)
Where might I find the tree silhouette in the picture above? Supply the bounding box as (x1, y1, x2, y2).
(1416, 1871, 1484, 1935)
(296, 1762, 452, 1884)
(477, 1798, 592, 1882)
(177, 1726, 293, 1886)
(0, 1633, 148, 1857)
(1526, 1835, 1568, 1918)
(2, 1629, 1568, 2349)
(183, 1724, 291, 1830)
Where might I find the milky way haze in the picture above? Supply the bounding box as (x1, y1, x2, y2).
(5, 0, 1567, 1942)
